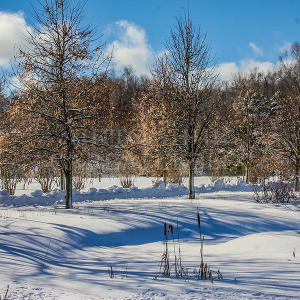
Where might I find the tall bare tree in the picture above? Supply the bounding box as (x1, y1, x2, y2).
(11, 0, 111, 208)
(140, 14, 219, 198)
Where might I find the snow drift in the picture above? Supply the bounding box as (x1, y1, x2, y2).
(0, 179, 253, 207)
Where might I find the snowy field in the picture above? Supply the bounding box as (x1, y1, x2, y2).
(0, 177, 300, 299)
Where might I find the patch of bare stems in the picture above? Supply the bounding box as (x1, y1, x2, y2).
(158, 211, 223, 282)
(0, 285, 9, 300)
(253, 180, 297, 203)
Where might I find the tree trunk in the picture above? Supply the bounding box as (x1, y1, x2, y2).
(60, 168, 65, 190)
(296, 157, 300, 192)
(245, 162, 249, 184)
(163, 169, 167, 187)
(188, 160, 195, 199)
(64, 168, 72, 209)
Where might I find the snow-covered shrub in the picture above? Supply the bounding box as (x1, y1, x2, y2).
(72, 162, 90, 191)
(253, 181, 296, 203)
(35, 165, 56, 193)
(118, 158, 136, 188)
(119, 176, 134, 188)
(73, 177, 86, 191)
(152, 168, 184, 187)
(0, 165, 22, 195)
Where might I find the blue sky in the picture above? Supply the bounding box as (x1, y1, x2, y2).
(0, 0, 300, 78)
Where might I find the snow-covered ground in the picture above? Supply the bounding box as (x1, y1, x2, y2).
(0, 177, 299, 299)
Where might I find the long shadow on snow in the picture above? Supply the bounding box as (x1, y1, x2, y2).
(0, 197, 298, 280)
(3, 201, 295, 250)
(53, 201, 298, 247)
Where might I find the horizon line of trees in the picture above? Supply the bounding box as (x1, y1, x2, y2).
(0, 0, 299, 208)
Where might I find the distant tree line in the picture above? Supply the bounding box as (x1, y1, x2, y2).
(0, 0, 299, 207)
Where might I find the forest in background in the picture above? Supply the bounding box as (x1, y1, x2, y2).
(0, 0, 299, 208)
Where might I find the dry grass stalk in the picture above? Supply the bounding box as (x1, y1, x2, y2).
(157, 214, 222, 281)
(176, 220, 184, 277)
(197, 209, 222, 282)
(197, 209, 205, 280)
(168, 224, 179, 276)
(159, 222, 170, 276)
(108, 266, 114, 278)
(0, 285, 9, 300)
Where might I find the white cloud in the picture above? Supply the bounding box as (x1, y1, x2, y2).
(240, 60, 274, 73)
(0, 11, 31, 66)
(106, 20, 154, 76)
(248, 42, 263, 56)
(217, 60, 275, 81)
(216, 62, 239, 81)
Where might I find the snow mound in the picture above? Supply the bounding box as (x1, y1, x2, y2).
(209, 231, 300, 259)
(196, 179, 252, 193)
(0, 180, 253, 207)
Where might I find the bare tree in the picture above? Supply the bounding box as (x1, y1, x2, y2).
(139, 13, 219, 198)
(10, 0, 111, 208)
